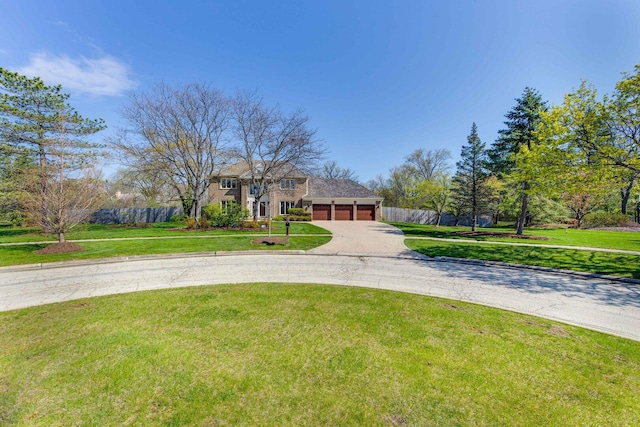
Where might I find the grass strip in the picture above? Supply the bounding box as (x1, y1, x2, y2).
(1, 284, 638, 426)
(0, 222, 328, 244)
(406, 238, 640, 278)
(392, 222, 640, 252)
(0, 236, 331, 267)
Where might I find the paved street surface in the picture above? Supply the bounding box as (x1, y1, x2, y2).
(1, 221, 639, 342)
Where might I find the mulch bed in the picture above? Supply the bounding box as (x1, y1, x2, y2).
(251, 237, 286, 246)
(452, 231, 549, 240)
(35, 242, 85, 254)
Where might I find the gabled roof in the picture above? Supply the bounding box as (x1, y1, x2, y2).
(304, 177, 383, 200)
(216, 160, 307, 179)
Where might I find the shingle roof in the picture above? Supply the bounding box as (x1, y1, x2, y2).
(217, 160, 307, 179)
(305, 177, 382, 199)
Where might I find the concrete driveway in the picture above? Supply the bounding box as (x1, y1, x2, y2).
(309, 221, 418, 257)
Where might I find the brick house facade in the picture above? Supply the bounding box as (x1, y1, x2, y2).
(209, 162, 382, 221)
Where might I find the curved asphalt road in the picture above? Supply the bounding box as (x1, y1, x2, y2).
(1, 221, 639, 342)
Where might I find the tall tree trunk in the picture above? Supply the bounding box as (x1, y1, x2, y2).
(516, 183, 530, 235)
(58, 232, 65, 243)
(621, 180, 635, 215)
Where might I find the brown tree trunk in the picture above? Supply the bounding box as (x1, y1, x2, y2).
(621, 182, 634, 215)
(58, 232, 65, 243)
(516, 188, 529, 235)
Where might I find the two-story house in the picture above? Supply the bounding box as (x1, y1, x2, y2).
(209, 162, 383, 221)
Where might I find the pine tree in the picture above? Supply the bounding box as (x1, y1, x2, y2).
(487, 87, 547, 234)
(0, 68, 105, 243)
(452, 123, 490, 231)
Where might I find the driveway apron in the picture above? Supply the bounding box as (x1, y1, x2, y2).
(309, 221, 418, 258)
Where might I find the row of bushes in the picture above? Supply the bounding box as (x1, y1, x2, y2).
(581, 212, 633, 228)
(273, 208, 312, 222)
(176, 202, 292, 229)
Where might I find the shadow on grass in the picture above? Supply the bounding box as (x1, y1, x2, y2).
(410, 242, 640, 279)
(389, 222, 512, 241)
(400, 248, 640, 311)
(389, 222, 461, 239)
(0, 228, 41, 238)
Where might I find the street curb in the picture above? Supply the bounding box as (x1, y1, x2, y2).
(0, 250, 307, 272)
(1, 250, 638, 287)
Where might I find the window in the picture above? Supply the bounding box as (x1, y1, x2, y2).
(280, 201, 295, 215)
(220, 178, 237, 189)
(249, 183, 267, 195)
(280, 179, 296, 190)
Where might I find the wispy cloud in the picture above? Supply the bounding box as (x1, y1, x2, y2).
(18, 52, 137, 96)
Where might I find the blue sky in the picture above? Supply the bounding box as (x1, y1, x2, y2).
(2, 0, 640, 182)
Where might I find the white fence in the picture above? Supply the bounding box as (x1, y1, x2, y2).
(382, 207, 492, 227)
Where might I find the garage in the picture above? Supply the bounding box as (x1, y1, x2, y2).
(357, 205, 376, 221)
(334, 205, 354, 221)
(312, 204, 331, 220)
(304, 178, 383, 222)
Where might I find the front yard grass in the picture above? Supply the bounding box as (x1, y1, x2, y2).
(0, 235, 331, 267)
(392, 222, 640, 252)
(1, 283, 638, 426)
(0, 221, 328, 244)
(405, 238, 640, 278)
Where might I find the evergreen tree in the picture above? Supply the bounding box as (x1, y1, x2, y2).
(452, 123, 490, 231)
(0, 68, 105, 242)
(488, 87, 547, 234)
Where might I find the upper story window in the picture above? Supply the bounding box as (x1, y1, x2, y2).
(249, 183, 268, 195)
(220, 178, 237, 189)
(280, 179, 296, 190)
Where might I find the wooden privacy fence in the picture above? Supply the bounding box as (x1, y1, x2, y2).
(90, 207, 184, 224)
(382, 207, 492, 227)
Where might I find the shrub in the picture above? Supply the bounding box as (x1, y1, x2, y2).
(582, 212, 631, 228)
(203, 202, 249, 228)
(242, 219, 269, 229)
(283, 208, 311, 221)
(289, 215, 311, 221)
(185, 218, 198, 229)
(170, 214, 188, 223)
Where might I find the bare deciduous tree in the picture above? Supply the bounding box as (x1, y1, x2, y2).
(114, 82, 230, 218)
(231, 90, 324, 218)
(318, 160, 358, 181)
(22, 117, 105, 244)
(404, 148, 451, 180)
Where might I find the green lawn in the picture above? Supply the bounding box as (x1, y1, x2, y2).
(392, 222, 640, 252)
(0, 235, 331, 267)
(391, 222, 640, 278)
(0, 221, 329, 244)
(406, 238, 640, 278)
(0, 221, 330, 266)
(1, 284, 638, 426)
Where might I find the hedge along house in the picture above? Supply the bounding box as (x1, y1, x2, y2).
(209, 163, 383, 221)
